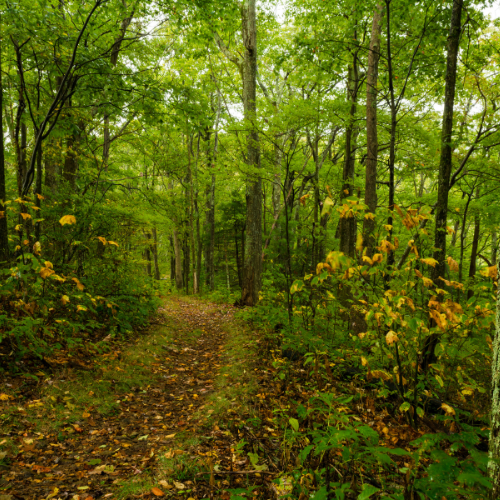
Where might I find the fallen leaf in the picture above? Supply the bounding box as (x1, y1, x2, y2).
(173, 481, 185, 490)
(151, 487, 165, 497)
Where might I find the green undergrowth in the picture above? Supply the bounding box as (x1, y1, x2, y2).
(202, 318, 260, 425)
(0, 321, 174, 455)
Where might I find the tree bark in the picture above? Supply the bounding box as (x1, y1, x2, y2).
(363, 4, 384, 257)
(422, 0, 463, 370)
(102, 11, 134, 169)
(173, 229, 183, 289)
(489, 253, 500, 496)
(467, 213, 480, 300)
(240, 0, 262, 306)
(152, 227, 161, 280)
(0, 29, 9, 261)
(431, 0, 463, 281)
(339, 53, 359, 259)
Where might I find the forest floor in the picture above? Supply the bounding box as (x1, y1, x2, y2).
(0, 295, 278, 500)
(1, 295, 468, 500)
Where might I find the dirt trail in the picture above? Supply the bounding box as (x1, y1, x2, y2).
(0, 296, 237, 500)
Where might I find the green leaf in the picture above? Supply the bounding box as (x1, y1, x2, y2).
(289, 417, 299, 432)
(321, 197, 334, 217)
(399, 402, 411, 412)
(357, 484, 380, 499)
(290, 280, 304, 294)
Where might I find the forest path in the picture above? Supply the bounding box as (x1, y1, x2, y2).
(0, 295, 256, 500)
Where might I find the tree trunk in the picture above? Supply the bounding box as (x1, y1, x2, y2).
(339, 55, 359, 259)
(489, 255, 500, 496)
(240, 0, 262, 306)
(492, 229, 498, 267)
(63, 122, 81, 189)
(34, 143, 43, 241)
(102, 11, 134, 169)
(423, 0, 463, 370)
(385, 0, 397, 269)
(467, 213, 480, 300)
(152, 227, 161, 280)
(0, 32, 9, 261)
(432, 0, 463, 281)
(173, 229, 183, 289)
(363, 4, 384, 257)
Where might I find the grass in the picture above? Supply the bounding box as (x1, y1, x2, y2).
(0, 321, 174, 460)
(201, 319, 260, 426)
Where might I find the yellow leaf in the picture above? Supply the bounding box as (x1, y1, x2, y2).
(441, 403, 455, 416)
(14, 224, 22, 231)
(420, 258, 439, 268)
(61, 295, 70, 305)
(108, 240, 119, 247)
(447, 256, 459, 272)
(360, 356, 368, 366)
(0, 393, 10, 401)
(372, 253, 383, 264)
(386, 331, 398, 345)
(379, 240, 395, 253)
(36, 193, 45, 200)
(371, 370, 391, 381)
(364, 212, 375, 220)
(480, 265, 497, 279)
(40, 267, 55, 279)
(72, 277, 85, 291)
(97, 236, 107, 245)
(59, 215, 76, 226)
(356, 233, 364, 252)
(15, 245, 21, 251)
(76, 305, 87, 312)
(33, 241, 42, 255)
(384, 224, 393, 231)
(429, 309, 447, 331)
(20, 212, 31, 220)
(321, 196, 334, 217)
(362, 256, 373, 266)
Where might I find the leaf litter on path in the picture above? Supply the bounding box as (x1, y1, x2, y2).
(0, 296, 235, 499)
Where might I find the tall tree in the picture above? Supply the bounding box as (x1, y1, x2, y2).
(0, 17, 9, 261)
(423, 0, 464, 369)
(363, 4, 384, 257)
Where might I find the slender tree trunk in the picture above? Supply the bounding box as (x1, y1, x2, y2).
(339, 53, 359, 258)
(450, 218, 460, 247)
(240, 0, 262, 306)
(467, 213, 480, 300)
(173, 229, 183, 289)
(432, 0, 463, 281)
(63, 120, 81, 190)
(0, 29, 9, 261)
(272, 139, 282, 245)
(385, 0, 397, 269)
(422, 0, 463, 370)
(489, 252, 500, 496)
(152, 227, 161, 280)
(492, 229, 498, 267)
(363, 4, 384, 257)
(102, 11, 134, 169)
(34, 142, 43, 241)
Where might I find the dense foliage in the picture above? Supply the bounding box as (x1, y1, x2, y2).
(1, 0, 500, 497)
